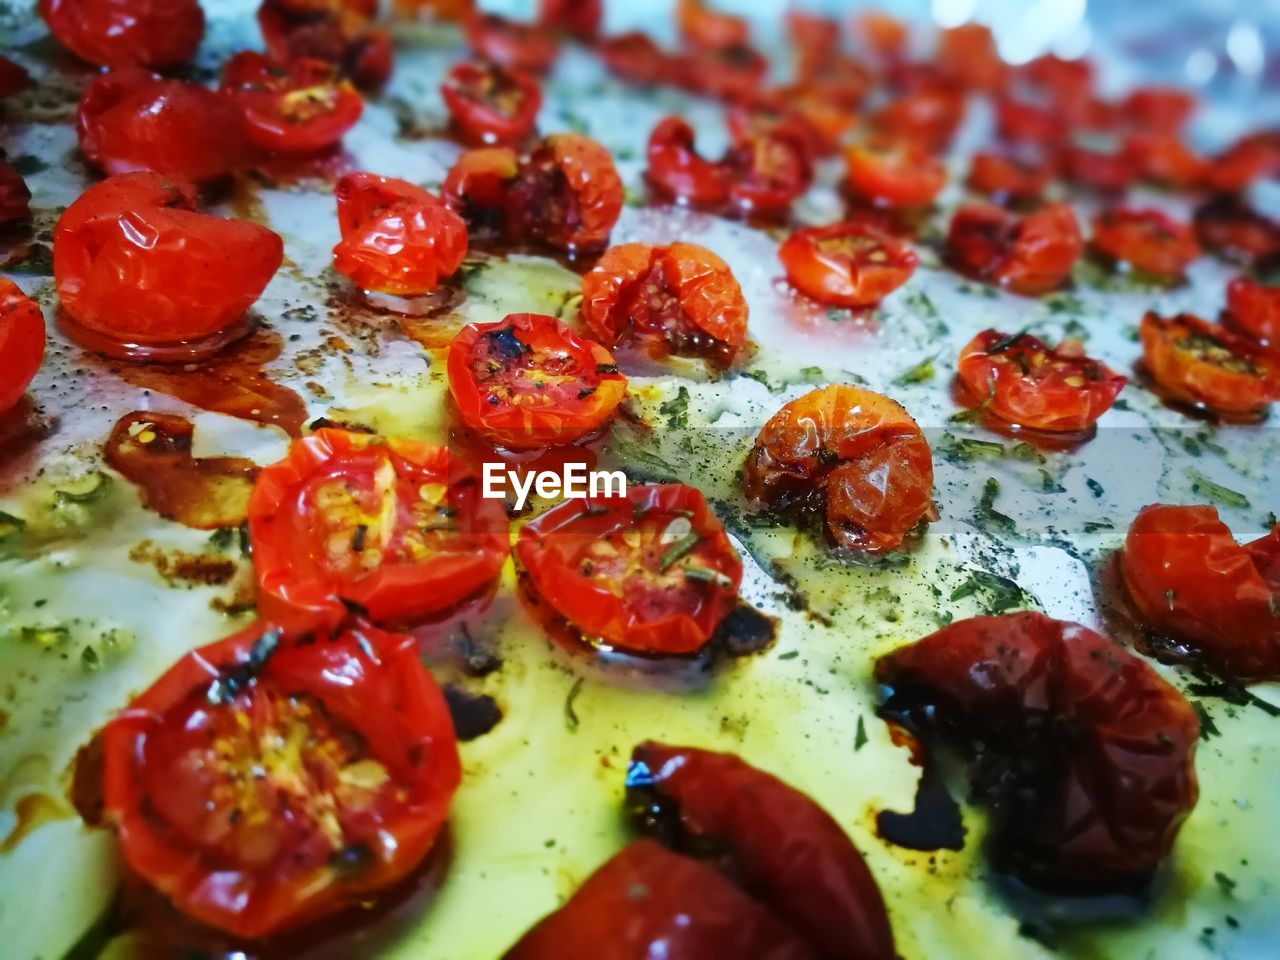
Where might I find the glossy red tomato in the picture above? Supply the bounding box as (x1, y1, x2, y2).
(39, 0, 204, 68)
(1123, 132, 1207, 189)
(538, 0, 600, 40)
(221, 52, 363, 155)
(1056, 141, 1135, 193)
(955, 330, 1126, 433)
(447, 312, 627, 450)
(966, 151, 1050, 204)
(845, 141, 946, 209)
(77, 68, 247, 183)
(743, 385, 935, 553)
(467, 12, 556, 74)
(442, 61, 541, 147)
(870, 85, 965, 152)
(1091, 208, 1199, 280)
(645, 116, 730, 207)
(722, 126, 812, 218)
(333, 173, 467, 296)
(1139, 311, 1280, 418)
(0, 56, 30, 98)
(676, 0, 749, 51)
(1225, 276, 1280, 346)
(876, 612, 1199, 888)
(102, 620, 460, 938)
(442, 146, 520, 227)
(0, 280, 46, 414)
(1193, 195, 1280, 266)
(503, 134, 623, 253)
(258, 1, 393, 91)
(779, 222, 918, 308)
(249, 429, 509, 626)
(1122, 86, 1195, 133)
(947, 202, 1083, 296)
(0, 161, 31, 225)
(596, 31, 678, 87)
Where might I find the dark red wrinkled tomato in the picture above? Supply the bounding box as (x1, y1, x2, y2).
(646, 116, 730, 207)
(221, 52, 363, 156)
(779, 222, 918, 308)
(947, 202, 1083, 296)
(0, 56, 30, 98)
(1225, 276, 1280, 346)
(596, 31, 677, 87)
(467, 12, 556, 74)
(40, 0, 204, 68)
(102, 621, 460, 939)
(1091, 207, 1199, 281)
(1193, 194, 1280, 266)
(0, 161, 31, 226)
(258, 0, 393, 92)
(504, 134, 623, 253)
(0, 280, 46, 414)
(1139, 311, 1280, 418)
(442, 60, 541, 147)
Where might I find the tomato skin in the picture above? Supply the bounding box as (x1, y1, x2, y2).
(875, 612, 1199, 889)
(1193, 194, 1280, 266)
(722, 127, 812, 218)
(441, 61, 541, 147)
(467, 12, 556, 74)
(447, 312, 627, 450)
(39, 0, 204, 68)
(947, 202, 1083, 296)
(0, 161, 31, 225)
(779, 222, 918, 308)
(743, 385, 935, 553)
(645, 116, 730, 207)
(538, 0, 601, 40)
(333, 173, 468, 295)
(966, 151, 1049, 204)
(1139, 311, 1280, 417)
(102, 620, 461, 939)
(515, 483, 742, 655)
(504, 134, 623, 253)
(221, 52, 363, 155)
(1091, 207, 1199, 281)
(1225, 276, 1280, 346)
(443, 146, 520, 223)
(844, 141, 946, 209)
(0, 280, 46, 414)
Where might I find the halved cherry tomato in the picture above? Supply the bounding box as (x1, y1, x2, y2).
(677, 0, 748, 51)
(54, 173, 282, 355)
(259, 0, 393, 92)
(77, 68, 247, 183)
(955, 330, 1126, 433)
(333, 172, 468, 295)
(966, 151, 1050, 204)
(1091, 207, 1199, 281)
(39, 0, 204, 68)
(1194, 194, 1280, 266)
(0, 57, 30, 99)
(102, 620, 460, 939)
(582, 242, 748, 363)
(742, 385, 935, 553)
(538, 0, 601, 40)
(734, 85, 855, 159)
(1122, 86, 1195, 133)
(779, 222, 918, 308)
(645, 116, 730, 207)
(0, 280, 46, 414)
(876, 612, 1199, 889)
(1123, 132, 1207, 189)
(503, 133, 623, 253)
(467, 12, 556, 74)
(249, 429, 509, 626)
(845, 140, 946, 209)
(515, 483, 742, 655)
(1139, 311, 1280, 418)
(442, 146, 520, 228)
(596, 31, 678, 87)
(0, 161, 31, 225)
(678, 42, 768, 103)
(994, 95, 1061, 145)
(1202, 131, 1280, 193)
(1056, 141, 1135, 193)
(221, 52, 363, 156)
(722, 126, 812, 218)
(853, 10, 908, 62)
(937, 23, 1005, 92)
(787, 10, 838, 84)
(1020, 54, 1094, 114)
(946, 202, 1083, 296)
(441, 60, 541, 147)
(1225, 276, 1280, 346)
(870, 85, 965, 152)
(447, 312, 627, 450)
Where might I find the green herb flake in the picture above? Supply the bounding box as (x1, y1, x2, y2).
(564, 676, 585, 731)
(659, 386, 690, 428)
(660, 532, 701, 571)
(893, 356, 936, 386)
(975, 477, 1017, 534)
(854, 715, 868, 752)
(1189, 469, 1250, 510)
(1191, 701, 1221, 740)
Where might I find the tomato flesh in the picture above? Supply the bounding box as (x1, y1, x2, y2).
(778, 222, 918, 308)
(442, 60, 541, 147)
(222, 52, 363, 155)
(1139, 311, 1280, 417)
(0, 280, 46, 414)
(39, 0, 204, 68)
(1091, 207, 1199, 280)
(947, 202, 1082, 296)
(503, 133, 623, 253)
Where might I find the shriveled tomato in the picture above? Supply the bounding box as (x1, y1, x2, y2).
(442, 146, 520, 227)
(946, 202, 1083, 296)
(1123, 132, 1207, 189)
(333, 172, 468, 296)
(441, 60, 541, 147)
(1194, 194, 1280, 266)
(503, 133, 623, 253)
(249, 429, 509, 626)
(582, 242, 748, 363)
(779, 222, 918, 308)
(1122, 86, 1195, 133)
(645, 115, 730, 207)
(1056, 141, 1135, 193)
(39, 0, 204, 68)
(221, 52, 363, 155)
(77, 68, 247, 183)
(102, 620, 460, 939)
(876, 612, 1199, 889)
(467, 12, 556, 74)
(1091, 207, 1199, 281)
(447, 312, 627, 450)
(722, 126, 812, 218)
(937, 23, 1005, 92)
(955, 330, 1126, 434)
(538, 0, 600, 40)
(734, 85, 855, 159)
(870, 85, 965, 152)
(0, 161, 31, 226)
(515, 483, 742, 655)
(966, 151, 1050, 205)
(1139, 311, 1280, 418)
(845, 141, 946, 209)
(54, 173, 282, 356)
(743, 385, 935, 553)
(1225, 276, 1280, 346)
(596, 31, 678, 87)
(0, 280, 46, 414)
(0, 57, 30, 99)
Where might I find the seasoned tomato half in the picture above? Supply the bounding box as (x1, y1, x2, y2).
(466, 12, 557, 74)
(102, 621, 460, 939)
(778, 222, 918, 308)
(503, 133, 623, 253)
(39, 0, 204, 68)
(1139, 311, 1280, 418)
(0, 280, 46, 414)
(1225, 276, 1280, 346)
(442, 146, 520, 228)
(221, 52, 363, 156)
(1091, 207, 1199, 281)
(514, 483, 742, 655)
(441, 60, 541, 147)
(844, 140, 946, 209)
(645, 116, 730, 207)
(946, 202, 1083, 296)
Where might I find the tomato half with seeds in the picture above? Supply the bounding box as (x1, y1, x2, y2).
(947, 202, 1083, 296)
(743, 385, 935, 553)
(1193, 195, 1280, 266)
(467, 12, 556, 74)
(779, 222, 918, 308)
(221, 52, 363, 155)
(442, 60, 541, 147)
(39, 0, 204, 68)
(1225, 276, 1280, 346)
(504, 134, 623, 253)
(0, 161, 31, 226)
(333, 173, 468, 296)
(1091, 208, 1199, 281)
(966, 151, 1050, 204)
(844, 141, 946, 209)
(258, 0, 393, 92)
(249, 429, 509, 626)
(645, 116, 730, 207)
(515, 483, 742, 655)
(1139, 311, 1280, 418)
(102, 620, 460, 939)
(0, 280, 46, 414)
(722, 127, 812, 218)
(447, 313, 627, 450)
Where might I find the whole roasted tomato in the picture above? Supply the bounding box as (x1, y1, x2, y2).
(467, 12, 557, 74)
(1225, 276, 1280, 346)
(947, 202, 1083, 295)
(503, 134, 624, 253)
(249, 429, 509, 626)
(1091, 208, 1199, 281)
(966, 151, 1050, 205)
(645, 116, 730, 207)
(538, 0, 601, 40)
(333, 173, 468, 296)
(447, 313, 627, 450)
(1139, 311, 1280, 418)
(743, 385, 935, 553)
(221, 52, 363, 155)
(845, 141, 946, 209)
(39, 0, 204, 68)
(515, 483, 742, 655)
(876, 612, 1199, 889)
(722, 126, 812, 218)
(102, 621, 460, 939)
(441, 60, 541, 147)
(779, 222, 918, 308)
(0, 280, 46, 414)
(1193, 195, 1280, 266)
(0, 161, 31, 226)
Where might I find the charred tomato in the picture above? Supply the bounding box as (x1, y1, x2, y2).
(503, 134, 623, 253)
(946, 202, 1083, 296)
(778, 222, 918, 308)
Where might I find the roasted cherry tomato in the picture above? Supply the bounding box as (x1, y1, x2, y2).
(1091, 207, 1199, 281)
(333, 173, 467, 296)
(596, 31, 677, 87)
(0, 280, 46, 414)
(1122, 85, 1195, 133)
(853, 10, 908, 62)
(515, 483, 742, 655)
(994, 95, 1061, 145)
(1123, 132, 1207, 189)
(1203, 131, 1280, 193)
(779, 222, 918, 308)
(1225, 276, 1280, 346)
(39, 0, 204, 68)
(249, 429, 509, 626)
(582, 242, 748, 363)
(504, 134, 623, 253)
(258, 0, 393, 92)
(676, 0, 748, 51)
(743, 385, 935, 553)
(447, 313, 627, 450)
(0, 56, 30, 99)
(467, 12, 556, 74)
(538, 0, 601, 40)
(955, 330, 1126, 434)
(102, 620, 460, 939)
(787, 10, 839, 83)
(1123, 505, 1280, 681)
(645, 116, 730, 207)
(1056, 141, 1135, 193)
(733, 85, 855, 159)
(77, 68, 247, 183)
(678, 42, 768, 103)
(870, 85, 965, 152)
(443, 146, 520, 228)
(946, 202, 1083, 296)
(722, 127, 812, 218)
(0, 161, 31, 226)
(441, 60, 541, 147)
(1019, 53, 1094, 113)
(966, 151, 1050, 204)
(221, 52, 363, 156)
(54, 173, 282, 356)
(845, 141, 946, 209)
(876, 612, 1199, 890)
(1139, 311, 1280, 418)
(1193, 194, 1280, 266)
(937, 22, 1005, 92)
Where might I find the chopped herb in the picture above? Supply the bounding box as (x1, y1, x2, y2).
(975, 477, 1017, 533)
(742, 369, 778, 391)
(1082, 520, 1114, 533)
(1191, 701, 1220, 740)
(80, 645, 101, 672)
(564, 676, 585, 731)
(1086, 478, 1104, 498)
(1010, 442, 1044, 463)
(950, 569, 1034, 614)
(208, 527, 238, 551)
(892, 355, 936, 386)
(10, 154, 48, 176)
(659, 386, 690, 428)
(207, 628, 282, 705)
(683, 564, 731, 586)
(1189, 469, 1250, 510)
(777, 650, 799, 660)
(0, 511, 25, 543)
(940, 434, 1005, 461)
(53, 471, 111, 506)
(798, 366, 824, 382)
(351, 524, 368, 552)
(1213, 871, 1237, 896)
(1036, 469, 1065, 493)
(19, 625, 71, 648)
(660, 532, 701, 571)
(854, 715, 868, 752)
(595, 362, 619, 375)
